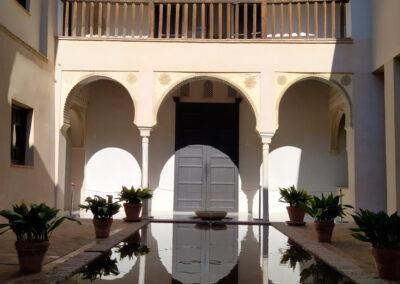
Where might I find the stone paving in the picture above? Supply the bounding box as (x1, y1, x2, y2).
(0, 219, 148, 283)
(272, 222, 397, 284)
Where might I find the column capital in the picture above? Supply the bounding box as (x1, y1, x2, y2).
(138, 127, 152, 137)
(260, 132, 274, 144)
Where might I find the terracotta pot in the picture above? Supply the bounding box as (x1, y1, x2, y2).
(93, 218, 113, 238)
(286, 206, 306, 223)
(123, 203, 142, 221)
(371, 248, 400, 281)
(314, 221, 335, 242)
(15, 240, 49, 273)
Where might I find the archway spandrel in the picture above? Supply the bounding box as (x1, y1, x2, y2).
(153, 72, 261, 132)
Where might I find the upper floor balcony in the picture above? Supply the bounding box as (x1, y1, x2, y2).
(61, 0, 351, 42)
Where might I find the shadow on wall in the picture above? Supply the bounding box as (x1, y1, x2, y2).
(0, 27, 55, 211)
(148, 85, 261, 214)
(65, 80, 142, 209)
(269, 81, 348, 215)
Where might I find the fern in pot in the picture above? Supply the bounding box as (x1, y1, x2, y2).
(118, 186, 153, 222)
(306, 193, 351, 242)
(0, 202, 80, 273)
(351, 210, 400, 281)
(279, 186, 310, 225)
(79, 196, 121, 238)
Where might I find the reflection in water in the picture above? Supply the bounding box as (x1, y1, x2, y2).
(65, 224, 353, 284)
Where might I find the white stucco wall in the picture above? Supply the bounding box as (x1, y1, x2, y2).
(84, 81, 142, 200)
(0, 0, 56, 210)
(269, 80, 348, 216)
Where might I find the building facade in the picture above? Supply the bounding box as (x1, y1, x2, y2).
(0, 0, 398, 220)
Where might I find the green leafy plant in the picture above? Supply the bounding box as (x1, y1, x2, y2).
(116, 242, 150, 260)
(80, 253, 119, 281)
(351, 210, 400, 249)
(306, 193, 352, 222)
(280, 243, 312, 271)
(79, 196, 121, 219)
(0, 202, 81, 241)
(118, 186, 153, 204)
(279, 186, 310, 209)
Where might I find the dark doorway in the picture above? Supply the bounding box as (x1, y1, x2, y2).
(174, 102, 239, 212)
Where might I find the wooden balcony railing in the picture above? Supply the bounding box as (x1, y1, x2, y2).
(62, 0, 350, 41)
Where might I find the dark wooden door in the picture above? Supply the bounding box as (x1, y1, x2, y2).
(174, 102, 239, 212)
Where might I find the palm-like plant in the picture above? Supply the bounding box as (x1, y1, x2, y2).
(79, 196, 121, 219)
(307, 193, 352, 222)
(0, 202, 81, 241)
(279, 186, 310, 209)
(118, 186, 153, 204)
(351, 210, 400, 249)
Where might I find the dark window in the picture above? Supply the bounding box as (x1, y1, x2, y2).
(11, 104, 32, 165)
(16, 0, 29, 10)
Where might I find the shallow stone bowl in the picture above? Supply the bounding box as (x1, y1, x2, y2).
(195, 210, 227, 220)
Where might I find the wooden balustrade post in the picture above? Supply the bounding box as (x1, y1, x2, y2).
(106, 2, 111, 37)
(71, 0, 77, 36)
(81, 1, 86, 36)
(123, 2, 128, 37)
(115, 2, 119, 36)
(271, 2, 276, 38)
(201, 2, 206, 39)
(227, 3, 231, 39)
(218, 3, 222, 39)
(98, 2, 103, 36)
(166, 4, 171, 38)
(323, 0, 327, 38)
(331, 0, 336, 38)
(149, 1, 155, 38)
(235, 3, 239, 39)
(63, 0, 70, 36)
(131, 3, 136, 37)
(314, 1, 319, 38)
(159, 3, 164, 38)
(192, 3, 197, 39)
(209, 3, 214, 39)
(175, 3, 180, 39)
(261, 0, 267, 39)
(139, 3, 144, 38)
(244, 3, 248, 39)
(183, 3, 189, 38)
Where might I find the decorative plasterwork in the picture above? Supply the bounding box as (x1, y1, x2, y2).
(153, 72, 261, 132)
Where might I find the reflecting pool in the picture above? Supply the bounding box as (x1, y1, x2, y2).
(65, 223, 353, 284)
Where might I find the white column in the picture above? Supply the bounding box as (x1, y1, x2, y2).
(384, 60, 400, 213)
(261, 133, 273, 221)
(139, 127, 152, 217)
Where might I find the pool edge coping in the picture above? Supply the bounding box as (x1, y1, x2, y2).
(271, 222, 393, 284)
(7, 220, 150, 284)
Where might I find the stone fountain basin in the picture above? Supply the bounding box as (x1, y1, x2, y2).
(195, 211, 227, 220)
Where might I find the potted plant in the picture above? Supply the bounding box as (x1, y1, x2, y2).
(0, 202, 80, 273)
(279, 185, 310, 225)
(306, 193, 351, 242)
(118, 186, 152, 222)
(351, 210, 400, 281)
(79, 195, 121, 238)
